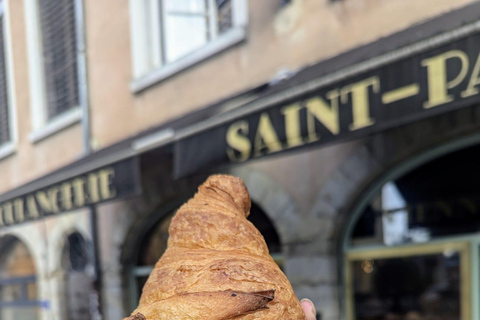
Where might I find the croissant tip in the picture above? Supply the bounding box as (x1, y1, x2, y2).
(202, 175, 251, 216)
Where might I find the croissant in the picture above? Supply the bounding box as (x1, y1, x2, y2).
(125, 175, 306, 320)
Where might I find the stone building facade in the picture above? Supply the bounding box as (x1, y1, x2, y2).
(0, 0, 478, 320)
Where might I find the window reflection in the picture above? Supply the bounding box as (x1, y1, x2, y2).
(353, 253, 461, 320)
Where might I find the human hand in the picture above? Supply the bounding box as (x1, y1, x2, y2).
(301, 298, 317, 320)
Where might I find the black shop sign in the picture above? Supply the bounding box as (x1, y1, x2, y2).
(175, 32, 480, 177)
(0, 157, 140, 227)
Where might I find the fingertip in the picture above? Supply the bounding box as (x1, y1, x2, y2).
(300, 298, 317, 320)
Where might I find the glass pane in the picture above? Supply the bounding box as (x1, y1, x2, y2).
(352, 144, 480, 247)
(164, 0, 206, 13)
(217, 0, 233, 34)
(66, 272, 92, 320)
(164, 14, 208, 62)
(0, 14, 11, 144)
(136, 275, 149, 299)
(0, 284, 22, 301)
(26, 282, 37, 300)
(137, 213, 174, 266)
(38, 0, 79, 119)
(1, 307, 40, 320)
(352, 252, 461, 320)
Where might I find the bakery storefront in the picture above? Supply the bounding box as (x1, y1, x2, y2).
(3, 4, 480, 320)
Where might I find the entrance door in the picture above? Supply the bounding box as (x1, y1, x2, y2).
(345, 241, 471, 320)
(0, 236, 40, 320)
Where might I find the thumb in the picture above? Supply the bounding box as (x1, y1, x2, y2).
(301, 298, 317, 320)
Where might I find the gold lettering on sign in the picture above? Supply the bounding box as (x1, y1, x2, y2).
(226, 121, 251, 162)
(305, 90, 341, 142)
(0, 207, 4, 226)
(98, 168, 116, 200)
(382, 84, 420, 104)
(88, 173, 100, 203)
(3, 202, 14, 224)
(13, 199, 25, 223)
(253, 113, 282, 157)
(26, 196, 39, 219)
(36, 191, 52, 213)
(72, 178, 86, 207)
(48, 187, 61, 214)
(281, 103, 303, 148)
(61, 182, 73, 211)
(462, 52, 480, 98)
(341, 77, 379, 131)
(422, 50, 469, 108)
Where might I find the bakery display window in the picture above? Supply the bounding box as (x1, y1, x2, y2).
(345, 242, 471, 320)
(344, 144, 480, 320)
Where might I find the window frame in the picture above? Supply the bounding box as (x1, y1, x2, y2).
(129, 0, 248, 93)
(344, 239, 474, 320)
(0, 0, 18, 160)
(24, 0, 84, 143)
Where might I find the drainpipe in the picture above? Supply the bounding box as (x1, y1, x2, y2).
(75, 0, 103, 318)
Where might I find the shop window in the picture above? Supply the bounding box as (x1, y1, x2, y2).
(129, 0, 248, 90)
(24, 0, 82, 142)
(61, 232, 92, 320)
(0, 236, 40, 320)
(351, 144, 480, 247)
(345, 144, 480, 320)
(129, 201, 282, 310)
(346, 243, 469, 320)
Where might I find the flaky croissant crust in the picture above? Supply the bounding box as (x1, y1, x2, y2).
(125, 175, 305, 320)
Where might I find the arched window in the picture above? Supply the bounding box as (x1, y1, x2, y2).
(0, 236, 40, 320)
(248, 202, 283, 268)
(61, 232, 93, 320)
(128, 201, 283, 310)
(344, 144, 480, 320)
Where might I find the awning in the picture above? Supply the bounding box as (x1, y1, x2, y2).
(173, 2, 480, 177)
(1, 2, 480, 226)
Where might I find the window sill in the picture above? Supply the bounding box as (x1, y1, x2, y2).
(131, 27, 247, 93)
(0, 142, 16, 161)
(29, 108, 83, 143)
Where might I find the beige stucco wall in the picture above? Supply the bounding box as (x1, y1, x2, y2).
(0, 209, 91, 320)
(0, 0, 84, 194)
(0, 0, 474, 195)
(86, 0, 475, 150)
(0, 1, 476, 319)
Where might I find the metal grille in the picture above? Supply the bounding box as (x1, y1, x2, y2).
(0, 14, 10, 144)
(216, 0, 232, 34)
(38, 0, 79, 120)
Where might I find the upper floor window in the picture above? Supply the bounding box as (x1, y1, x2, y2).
(25, 0, 82, 142)
(130, 0, 248, 92)
(38, 0, 79, 120)
(0, 1, 17, 158)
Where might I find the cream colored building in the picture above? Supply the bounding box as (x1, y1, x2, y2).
(0, 0, 478, 319)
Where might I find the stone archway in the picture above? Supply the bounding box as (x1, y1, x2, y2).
(312, 105, 480, 250)
(0, 235, 40, 320)
(229, 166, 307, 245)
(308, 105, 480, 320)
